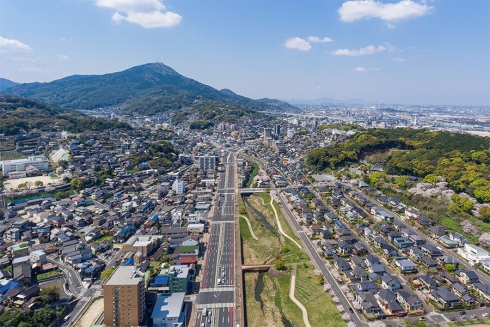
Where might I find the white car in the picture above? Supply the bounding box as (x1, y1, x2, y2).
(483, 313, 489, 317)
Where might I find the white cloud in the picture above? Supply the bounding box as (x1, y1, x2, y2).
(353, 67, 380, 72)
(285, 35, 333, 51)
(96, 0, 182, 28)
(307, 36, 333, 43)
(338, 0, 434, 22)
(57, 54, 69, 61)
(18, 65, 48, 73)
(393, 57, 405, 62)
(0, 36, 32, 53)
(285, 37, 312, 51)
(331, 44, 386, 56)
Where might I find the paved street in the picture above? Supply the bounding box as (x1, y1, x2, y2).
(194, 151, 237, 327)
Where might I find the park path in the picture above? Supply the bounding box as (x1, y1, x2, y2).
(290, 264, 312, 327)
(240, 215, 259, 240)
(265, 191, 302, 249)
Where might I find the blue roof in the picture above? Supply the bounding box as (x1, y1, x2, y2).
(123, 257, 134, 266)
(151, 275, 169, 286)
(138, 162, 149, 167)
(0, 280, 20, 295)
(151, 215, 159, 221)
(121, 226, 135, 234)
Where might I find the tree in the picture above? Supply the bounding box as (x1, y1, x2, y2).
(39, 285, 60, 304)
(395, 175, 409, 188)
(479, 233, 490, 247)
(479, 206, 490, 220)
(34, 180, 43, 187)
(274, 259, 285, 271)
(101, 267, 115, 281)
(445, 264, 456, 272)
(423, 174, 439, 184)
(70, 177, 85, 190)
(315, 274, 324, 284)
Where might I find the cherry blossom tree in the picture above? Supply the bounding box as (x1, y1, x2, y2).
(336, 304, 344, 312)
(340, 285, 349, 292)
(313, 269, 321, 275)
(323, 283, 331, 291)
(480, 232, 490, 247)
(332, 296, 340, 303)
(461, 220, 482, 236)
(352, 301, 362, 310)
(347, 322, 357, 327)
(341, 313, 350, 321)
(25, 165, 39, 175)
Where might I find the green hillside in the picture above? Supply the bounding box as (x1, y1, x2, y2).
(0, 94, 131, 135)
(307, 128, 490, 202)
(5, 63, 293, 116)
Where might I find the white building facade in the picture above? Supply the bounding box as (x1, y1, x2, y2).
(1, 155, 50, 176)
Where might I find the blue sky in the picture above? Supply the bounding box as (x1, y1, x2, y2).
(0, 0, 489, 106)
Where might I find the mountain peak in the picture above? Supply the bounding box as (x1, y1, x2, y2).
(133, 62, 180, 76)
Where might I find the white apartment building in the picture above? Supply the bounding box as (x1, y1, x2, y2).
(458, 243, 490, 264)
(172, 178, 185, 194)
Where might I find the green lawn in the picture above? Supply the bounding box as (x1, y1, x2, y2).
(239, 217, 253, 240)
(36, 269, 62, 281)
(272, 200, 301, 243)
(296, 264, 346, 327)
(93, 235, 113, 244)
(246, 162, 260, 188)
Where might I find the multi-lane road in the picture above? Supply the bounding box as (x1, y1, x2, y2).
(195, 150, 238, 327)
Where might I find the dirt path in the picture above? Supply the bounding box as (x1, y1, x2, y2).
(289, 264, 312, 327)
(75, 297, 104, 327)
(268, 191, 302, 249)
(240, 215, 259, 240)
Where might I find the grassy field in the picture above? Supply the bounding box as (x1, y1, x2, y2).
(0, 151, 26, 160)
(36, 269, 62, 281)
(245, 162, 260, 188)
(272, 200, 301, 244)
(0, 139, 15, 151)
(296, 264, 346, 327)
(242, 191, 345, 327)
(245, 273, 292, 327)
(239, 217, 253, 240)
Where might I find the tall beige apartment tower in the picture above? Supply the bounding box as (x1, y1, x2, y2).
(103, 266, 146, 327)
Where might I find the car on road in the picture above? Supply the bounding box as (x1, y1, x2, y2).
(63, 315, 71, 322)
(348, 307, 354, 313)
(471, 314, 476, 319)
(418, 317, 426, 321)
(484, 313, 489, 317)
(208, 318, 211, 323)
(460, 311, 466, 315)
(449, 317, 455, 321)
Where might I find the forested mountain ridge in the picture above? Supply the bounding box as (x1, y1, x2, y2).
(4, 63, 295, 115)
(307, 128, 490, 202)
(0, 94, 130, 135)
(0, 78, 18, 91)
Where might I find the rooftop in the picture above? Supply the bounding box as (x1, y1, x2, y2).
(151, 292, 185, 319)
(105, 265, 143, 286)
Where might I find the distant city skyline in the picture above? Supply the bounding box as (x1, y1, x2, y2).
(0, 0, 489, 106)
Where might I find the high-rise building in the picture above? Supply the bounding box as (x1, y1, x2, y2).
(198, 156, 217, 171)
(264, 128, 272, 140)
(274, 124, 281, 135)
(103, 266, 146, 327)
